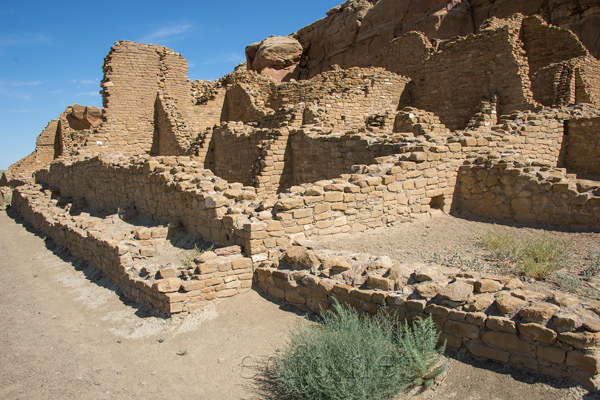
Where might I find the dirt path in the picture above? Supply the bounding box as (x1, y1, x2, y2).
(0, 209, 596, 399)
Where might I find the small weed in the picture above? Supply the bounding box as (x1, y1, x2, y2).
(157, 336, 165, 343)
(177, 348, 188, 356)
(180, 243, 215, 266)
(432, 252, 486, 271)
(582, 252, 600, 281)
(483, 227, 570, 279)
(116, 338, 122, 344)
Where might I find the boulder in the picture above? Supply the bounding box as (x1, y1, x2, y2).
(246, 36, 303, 81)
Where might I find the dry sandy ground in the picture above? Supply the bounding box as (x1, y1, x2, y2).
(314, 211, 600, 302)
(0, 209, 598, 399)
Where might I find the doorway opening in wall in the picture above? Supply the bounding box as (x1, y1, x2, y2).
(430, 195, 444, 210)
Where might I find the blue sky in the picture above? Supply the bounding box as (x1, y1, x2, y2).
(0, 0, 340, 170)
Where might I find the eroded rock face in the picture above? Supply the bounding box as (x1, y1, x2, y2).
(293, 0, 600, 78)
(245, 36, 303, 82)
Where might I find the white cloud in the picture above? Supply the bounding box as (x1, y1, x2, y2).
(70, 79, 99, 85)
(138, 23, 194, 44)
(0, 32, 51, 47)
(0, 80, 43, 100)
(75, 91, 100, 97)
(0, 80, 42, 87)
(203, 52, 245, 65)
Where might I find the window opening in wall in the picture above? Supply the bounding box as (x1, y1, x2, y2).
(430, 195, 444, 210)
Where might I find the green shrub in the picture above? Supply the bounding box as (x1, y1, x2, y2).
(274, 300, 446, 400)
(483, 227, 570, 279)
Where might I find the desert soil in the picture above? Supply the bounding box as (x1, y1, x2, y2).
(0, 208, 598, 400)
(314, 210, 600, 302)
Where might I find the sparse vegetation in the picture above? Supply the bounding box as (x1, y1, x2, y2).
(274, 299, 446, 400)
(582, 251, 600, 281)
(433, 252, 486, 271)
(180, 243, 215, 266)
(177, 348, 188, 356)
(483, 227, 571, 279)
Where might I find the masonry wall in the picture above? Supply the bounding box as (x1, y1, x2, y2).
(254, 263, 600, 390)
(35, 156, 260, 252)
(290, 131, 404, 186)
(220, 68, 407, 132)
(88, 41, 200, 157)
(564, 116, 600, 175)
(410, 27, 536, 130)
(212, 125, 279, 186)
(11, 185, 253, 316)
(522, 16, 589, 76)
(455, 161, 600, 230)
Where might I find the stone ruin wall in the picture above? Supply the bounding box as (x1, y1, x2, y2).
(564, 116, 600, 176)
(11, 185, 253, 316)
(254, 247, 600, 390)
(456, 161, 600, 229)
(8, 105, 101, 179)
(88, 41, 223, 158)
(4, 1, 600, 389)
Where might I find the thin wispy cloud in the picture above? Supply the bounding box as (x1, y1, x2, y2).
(75, 91, 100, 97)
(0, 80, 43, 87)
(71, 79, 98, 85)
(0, 80, 43, 100)
(138, 23, 194, 44)
(203, 52, 245, 65)
(0, 32, 51, 47)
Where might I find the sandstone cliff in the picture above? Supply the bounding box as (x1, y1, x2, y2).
(278, 0, 600, 79)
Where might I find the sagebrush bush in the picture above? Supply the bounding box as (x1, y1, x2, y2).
(274, 300, 446, 400)
(483, 227, 570, 279)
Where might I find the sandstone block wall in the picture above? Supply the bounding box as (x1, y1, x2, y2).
(35, 156, 258, 251)
(456, 160, 600, 229)
(221, 67, 407, 132)
(564, 116, 600, 176)
(401, 26, 535, 130)
(254, 259, 600, 390)
(89, 41, 209, 157)
(11, 184, 253, 316)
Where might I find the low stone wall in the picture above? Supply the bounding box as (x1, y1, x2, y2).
(456, 160, 600, 230)
(565, 116, 600, 175)
(254, 250, 600, 390)
(11, 184, 253, 316)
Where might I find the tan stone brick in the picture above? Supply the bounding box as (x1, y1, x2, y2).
(481, 331, 530, 353)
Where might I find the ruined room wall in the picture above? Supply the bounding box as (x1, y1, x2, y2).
(455, 161, 600, 230)
(34, 156, 261, 251)
(531, 57, 600, 107)
(221, 67, 407, 131)
(12, 185, 253, 316)
(88, 41, 199, 157)
(564, 116, 600, 175)
(522, 16, 589, 76)
(212, 124, 279, 186)
(405, 26, 536, 130)
(289, 131, 406, 186)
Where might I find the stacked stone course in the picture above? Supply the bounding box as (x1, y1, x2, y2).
(255, 246, 600, 390)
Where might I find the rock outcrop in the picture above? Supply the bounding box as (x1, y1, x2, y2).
(245, 36, 303, 81)
(289, 0, 600, 79)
